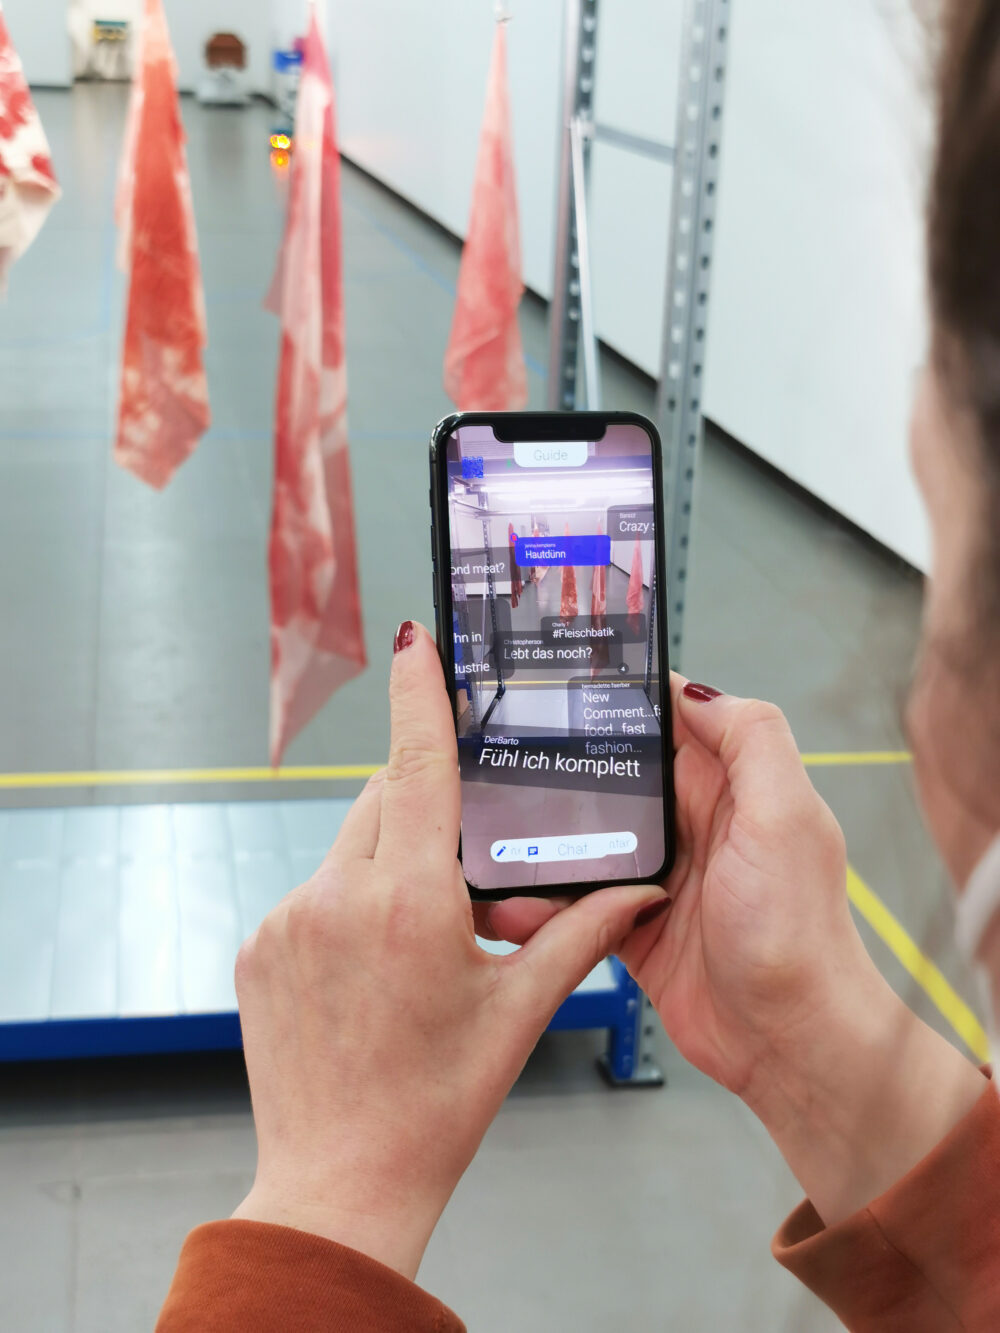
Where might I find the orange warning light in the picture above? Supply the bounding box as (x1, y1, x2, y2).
(270, 148, 291, 171)
(269, 133, 292, 151)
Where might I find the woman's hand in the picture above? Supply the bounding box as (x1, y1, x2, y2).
(488, 676, 873, 1100)
(231, 623, 667, 1279)
(619, 679, 866, 1100)
(488, 677, 985, 1225)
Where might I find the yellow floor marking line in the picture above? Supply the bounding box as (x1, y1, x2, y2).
(847, 865, 989, 1061)
(0, 751, 911, 790)
(803, 751, 911, 767)
(0, 765, 383, 789)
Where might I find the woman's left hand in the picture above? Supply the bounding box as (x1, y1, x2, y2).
(232, 622, 667, 1279)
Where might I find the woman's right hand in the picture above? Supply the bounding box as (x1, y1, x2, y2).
(489, 677, 985, 1225)
(618, 678, 869, 1103)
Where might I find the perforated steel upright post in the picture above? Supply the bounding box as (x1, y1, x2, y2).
(603, 0, 732, 1089)
(656, 0, 731, 669)
(547, 0, 599, 410)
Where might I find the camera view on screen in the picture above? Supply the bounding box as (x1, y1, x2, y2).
(444, 422, 666, 891)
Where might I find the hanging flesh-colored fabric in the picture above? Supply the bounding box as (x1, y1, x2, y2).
(586, 514, 610, 671)
(266, 10, 366, 766)
(443, 23, 527, 410)
(531, 524, 547, 583)
(114, 0, 209, 488)
(560, 522, 578, 619)
(507, 521, 522, 610)
(627, 536, 644, 624)
(589, 520, 609, 674)
(591, 520, 607, 618)
(0, 5, 60, 289)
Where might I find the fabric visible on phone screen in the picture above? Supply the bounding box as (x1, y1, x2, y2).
(591, 520, 607, 618)
(559, 522, 578, 619)
(507, 521, 522, 610)
(626, 537, 644, 620)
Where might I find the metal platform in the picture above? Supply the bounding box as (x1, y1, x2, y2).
(0, 801, 659, 1080)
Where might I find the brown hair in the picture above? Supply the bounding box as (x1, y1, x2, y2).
(930, 0, 1000, 507)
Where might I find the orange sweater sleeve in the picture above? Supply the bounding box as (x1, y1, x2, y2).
(773, 1075, 1000, 1331)
(156, 1220, 466, 1332)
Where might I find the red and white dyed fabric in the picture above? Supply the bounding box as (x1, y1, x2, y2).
(507, 521, 522, 609)
(560, 522, 578, 619)
(591, 520, 607, 618)
(589, 521, 610, 676)
(626, 537, 644, 621)
(266, 12, 366, 766)
(114, 0, 209, 488)
(531, 523, 547, 583)
(0, 6, 59, 289)
(443, 24, 527, 411)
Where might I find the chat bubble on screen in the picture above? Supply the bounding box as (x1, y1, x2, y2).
(496, 631, 623, 673)
(540, 614, 647, 646)
(607, 505, 655, 540)
(459, 735, 662, 796)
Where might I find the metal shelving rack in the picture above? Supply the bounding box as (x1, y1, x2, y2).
(547, 0, 731, 1084)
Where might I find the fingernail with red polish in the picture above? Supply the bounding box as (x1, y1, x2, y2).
(393, 621, 415, 654)
(632, 897, 673, 930)
(683, 682, 722, 703)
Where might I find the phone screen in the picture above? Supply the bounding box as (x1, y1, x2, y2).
(441, 419, 669, 892)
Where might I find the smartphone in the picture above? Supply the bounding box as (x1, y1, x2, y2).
(429, 411, 675, 900)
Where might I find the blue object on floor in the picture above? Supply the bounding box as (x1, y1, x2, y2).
(0, 802, 656, 1081)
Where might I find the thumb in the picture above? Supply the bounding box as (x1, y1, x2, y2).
(674, 679, 811, 825)
(509, 885, 670, 1024)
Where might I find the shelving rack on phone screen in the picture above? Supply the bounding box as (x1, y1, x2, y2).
(547, 0, 731, 1085)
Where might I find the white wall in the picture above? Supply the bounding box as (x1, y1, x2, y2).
(709, 0, 930, 568)
(167, 1, 272, 94)
(327, 0, 932, 567)
(78, 0, 141, 19)
(11, 0, 275, 94)
(271, 0, 310, 50)
(4, 0, 72, 86)
(329, 0, 564, 302)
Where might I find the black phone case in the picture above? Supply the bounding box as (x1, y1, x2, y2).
(429, 410, 676, 900)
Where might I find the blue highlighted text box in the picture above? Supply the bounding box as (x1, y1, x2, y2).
(515, 535, 610, 567)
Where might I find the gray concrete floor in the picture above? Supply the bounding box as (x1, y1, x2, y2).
(0, 84, 978, 1331)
